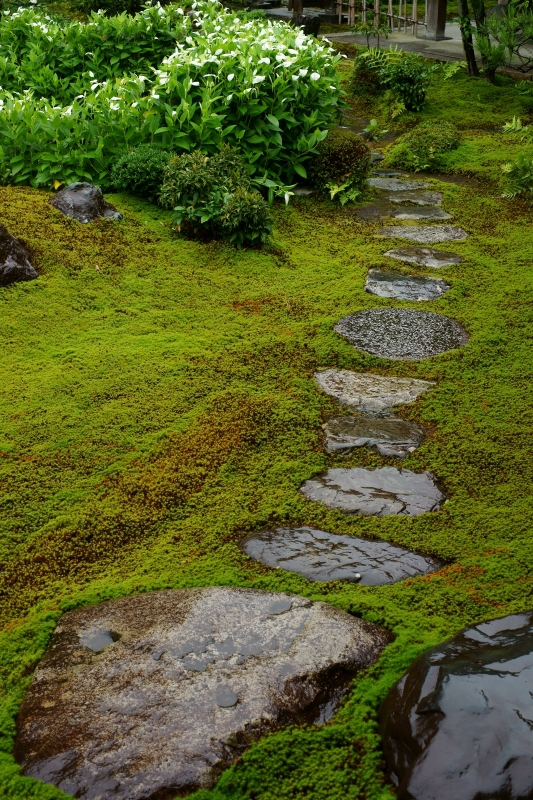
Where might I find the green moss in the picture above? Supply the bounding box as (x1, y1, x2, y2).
(1, 170, 533, 799)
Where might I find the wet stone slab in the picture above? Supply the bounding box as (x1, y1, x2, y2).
(365, 268, 450, 300)
(50, 182, 123, 224)
(385, 246, 462, 269)
(378, 225, 467, 243)
(334, 309, 469, 360)
(380, 611, 533, 800)
(315, 369, 435, 414)
(300, 467, 444, 516)
(357, 205, 451, 222)
(324, 415, 424, 458)
(367, 177, 430, 191)
(14, 588, 391, 800)
(241, 526, 442, 585)
(0, 222, 38, 287)
(387, 191, 443, 206)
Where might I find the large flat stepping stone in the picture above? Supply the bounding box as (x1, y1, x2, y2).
(0, 222, 38, 286)
(14, 588, 390, 799)
(365, 268, 450, 300)
(300, 467, 444, 516)
(388, 190, 443, 206)
(378, 225, 467, 243)
(367, 177, 430, 191)
(50, 182, 122, 224)
(335, 309, 469, 360)
(241, 526, 441, 585)
(324, 415, 424, 457)
(357, 204, 451, 222)
(385, 246, 462, 268)
(380, 611, 533, 800)
(315, 369, 435, 414)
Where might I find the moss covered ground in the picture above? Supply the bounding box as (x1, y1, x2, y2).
(2, 64, 533, 800)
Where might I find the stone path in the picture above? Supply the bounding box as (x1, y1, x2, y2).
(365, 268, 449, 300)
(385, 246, 462, 268)
(323, 415, 424, 458)
(378, 225, 468, 243)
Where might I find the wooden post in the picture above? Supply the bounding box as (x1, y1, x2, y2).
(362, 0, 366, 23)
(425, 0, 447, 38)
(337, 0, 342, 23)
(374, 0, 379, 24)
(413, 0, 418, 34)
(348, 0, 355, 25)
(387, 0, 393, 26)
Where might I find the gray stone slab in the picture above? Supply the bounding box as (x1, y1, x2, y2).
(365, 268, 450, 300)
(357, 204, 451, 222)
(300, 466, 444, 516)
(368, 177, 430, 191)
(324, 415, 424, 457)
(371, 169, 406, 177)
(385, 247, 462, 268)
(378, 225, 467, 243)
(14, 588, 391, 799)
(241, 526, 442, 585)
(388, 191, 443, 206)
(334, 308, 469, 360)
(315, 369, 435, 414)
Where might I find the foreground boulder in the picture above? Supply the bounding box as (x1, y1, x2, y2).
(15, 587, 390, 799)
(0, 223, 38, 286)
(380, 611, 533, 800)
(50, 182, 122, 223)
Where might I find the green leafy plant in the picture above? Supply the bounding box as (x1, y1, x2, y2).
(351, 46, 437, 111)
(110, 145, 173, 201)
(307, 127, 371, 203)
(352, 19, 390, 47)
(327, 180, 362, 205)
(477, 4, 533, 76)
(363, 118, 389, 141)
(501, 152, 533, 199)
(384, 120, 461, 172)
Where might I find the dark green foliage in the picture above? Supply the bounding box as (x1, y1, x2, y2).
(384, 120, 461, 171)
(308, 127, 371, 193)
(110, 145, 173, 202)
(350, 47, 437, 111)
(69, 0, 142, 16)
(350, 46, 388, 96)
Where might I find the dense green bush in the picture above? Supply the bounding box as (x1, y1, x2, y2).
(0, 0, 343, 188)
(160, 146, 272, 247)
(384, 120, 461, 172)
(308, 127, 371, 204)
(351, 47, 438, 112)
(110, 145, 173, 201)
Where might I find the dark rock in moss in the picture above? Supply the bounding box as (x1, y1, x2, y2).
(324, 415, 424, 457)
(365, 268, 450, 300)
(15, 587, 390, 799)
(0, 223, 38, 286)
(380, 611, 533, 800)
(50, 183, 122, 224)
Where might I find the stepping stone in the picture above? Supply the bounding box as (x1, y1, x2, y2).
(315, 369, 435, 414)
(367, 177, 430, 191)
(300, 466, 444, 516)
(370, 151, 385, 162)
(385, 246, 462, 269)
(356, 205, 451, 222)
(380, 611, 533, 800)
(387, 190, 443, 206)
(293, 185, 314, 197)
(0, 222, 38, 286)
(365, 268, 450, 300)
(324, 415, 424, 457)
(14, 588, 391, 799)
(241, 526, 442, 585)
(371, 169, 406, 177)
(378, 225, 467, 243)
(335, 309, 468, 360)
(50, 182, 123, 224)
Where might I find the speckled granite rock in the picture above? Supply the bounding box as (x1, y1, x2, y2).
(50, 183, 122, 224)
(315, 369, 435, 414)
(334, 309, 469, 360)
(357, 205, 451, 222)
(323, 415, 424, 458)
(380, 611, 533, 800)
(387, 191, 443, 206)
(367, 177, 430, 191)
(0, 222, 38, 286)
(385, 247, 462, 268)
(241, 526, 441, 585)
(377, 225, 467, 243)
(15, 588, 390, 800)
(365, 269, 450, 301)
(300, 467, 444, 516)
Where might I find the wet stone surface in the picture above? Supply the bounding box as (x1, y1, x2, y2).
(367, 177, 430, 191)
(334, 308, 469, 360)
(50, 182, 123, 224)
(300, 467, 444, 516)
(15, 588, 391, 800)
(357, 205, 451, 222)
(0, 222, 38, 286)
(371, 169, 406, 177)
(241, 526, 442, 585)
(315, 369, 435, 414)
(365, 268, 450, 301)
(378, 225, 467, 243)
(387, 191, 443, 206)
(324, 415, 424, 458)
(380, 611, 533, 800)
(385, 246, 462, 269)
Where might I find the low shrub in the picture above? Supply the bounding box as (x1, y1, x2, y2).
(70, 0, 143, 16)
(110, 145, 173, 201)
(308, 127, 371, 204)
(501, 152, 533, 200)
(351, 47, 438, 112)
(159, 146, 272, 247)
(384, 120, 461, 172)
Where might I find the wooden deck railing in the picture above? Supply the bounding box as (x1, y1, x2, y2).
(334, 0, 428, 35)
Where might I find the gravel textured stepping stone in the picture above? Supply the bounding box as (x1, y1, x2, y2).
(50, 182, 123, 224)
(385, 246, 462, 268)
(388, 191, 443, 206)
(356, 205, 451, 222)
(334, 309, 468, 360)
(241, 526, 441, 585)
(380, 611, 533, 800)
(365, 268, 450, 301)
(0, 222, 38, 286)
(324, 415, 424, 457)
(14, 588, 390, 799)
(368, 177, 430, 191)
(371, 169, 406, 177)
(315, 369, 435, 414)
(378, 225, 467, 243)
(300, 467, 444, 516)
